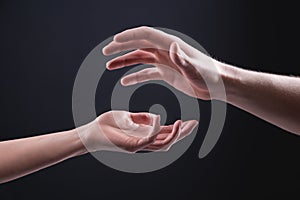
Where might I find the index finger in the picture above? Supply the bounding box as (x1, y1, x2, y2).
(114, 26, 172, 47)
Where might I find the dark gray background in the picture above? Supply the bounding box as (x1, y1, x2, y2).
(0, 0, 299, 199)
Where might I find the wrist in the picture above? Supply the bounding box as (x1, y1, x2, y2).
(75, 118, 106, 153)
(215, 60, 247, 103)
(72, 127, 89, 155)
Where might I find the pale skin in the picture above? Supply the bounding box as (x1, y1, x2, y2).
(103, 26, 300, 135)
(0, 111, 198, 183)
(2, 26, 299, 184)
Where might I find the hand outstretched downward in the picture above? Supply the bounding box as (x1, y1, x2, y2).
(103, 26, 223, 100)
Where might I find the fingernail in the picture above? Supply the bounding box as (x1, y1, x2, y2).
(120, 78, 129, 86)
(121, 81, 131, 86)
(121, 78, 136, 86)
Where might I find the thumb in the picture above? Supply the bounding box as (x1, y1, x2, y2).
(169, 42, 189, 68)
(149, 114, 161, 137)
(169, 42, 200, 83)
(135, 114, 161, 150)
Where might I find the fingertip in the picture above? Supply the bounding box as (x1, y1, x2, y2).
(157, 114, 161, 125)
(172, 120, 182, 134)
(178, 120, 183, 131)
(151, 114, 161, 135)
(106, 66, 113, 71)
(102, 41, 116, 56)
(183, 120, 199, 133)
(177, 119, 182, 127)
(191, 121, 199, 132)
(184, 120, 199, 136)
(102, 47, 109, 56)
(105, 62, 110, 69)
(191, 120, 199, 128)
(120, 76, 134, 86)
(153, 114, 161, 126)
(113, 34, 118, 41)
(120, 77, 126, 85)
(105, 62, 116, 71)
(114, 33, 125, 43)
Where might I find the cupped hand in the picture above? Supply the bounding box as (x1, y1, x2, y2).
(103, 26, 224, 100)
(77, 110, 198, 153)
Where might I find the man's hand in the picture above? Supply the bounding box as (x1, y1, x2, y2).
(103, 26, 224, 100)
(104, 27, 300, 134)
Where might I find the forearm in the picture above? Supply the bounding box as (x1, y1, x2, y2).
(0, 129, 87, 183)
(218, 61, 300, 135)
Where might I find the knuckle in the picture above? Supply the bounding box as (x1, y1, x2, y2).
(149, 55, 157, 63)
(107, 110, 114, 115)
(118, 42, 124, 51)
(140, 26, 151, 31)
(135, 72, 141, 82)
(140, 26, 152, 39)
(145, 70, 152, 76)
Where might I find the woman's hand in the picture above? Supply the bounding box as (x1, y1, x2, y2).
(0, 110, 198, 183)
(77, 110, 198, 153)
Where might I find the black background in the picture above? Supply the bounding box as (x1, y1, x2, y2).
(0, 0, 299, 199)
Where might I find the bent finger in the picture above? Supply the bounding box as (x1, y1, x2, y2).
(106, 49, 156, 70)
(103, 40, 155, 56)
(144, 120, 198, 151)
(177, 120, 198, 141)
(121, 67, 161, 86)
(150, 120, 181, 146)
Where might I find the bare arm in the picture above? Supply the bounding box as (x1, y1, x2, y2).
(0, 129, 85, 183)
(0, 110, 197, 183)
(104, 26, 300, 135)
(220, 62, 300, 134)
